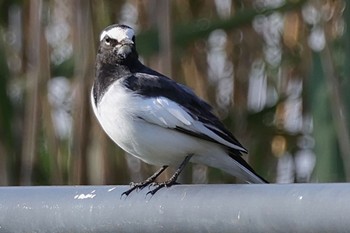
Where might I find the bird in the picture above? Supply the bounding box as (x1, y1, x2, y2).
(91, 24, 268, 196)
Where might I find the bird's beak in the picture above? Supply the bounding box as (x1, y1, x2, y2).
(120, 38, 134, 46)
(114, 38, 134, 60)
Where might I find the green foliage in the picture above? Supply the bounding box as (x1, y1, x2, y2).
(308, 53, 345, 181)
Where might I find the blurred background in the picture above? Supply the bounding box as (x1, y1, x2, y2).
(0, 0, 348, 186)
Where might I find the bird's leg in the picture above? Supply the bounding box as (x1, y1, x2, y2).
(122, 165, 168, 196)
(147, 154, 193, 195)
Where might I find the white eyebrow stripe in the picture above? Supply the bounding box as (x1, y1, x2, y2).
(100, 27, 135, 42)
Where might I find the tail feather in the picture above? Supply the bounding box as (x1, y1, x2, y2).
(228, 151, 268, 184)
(193, 148, 268, 184)
(233, 159, 268, 184)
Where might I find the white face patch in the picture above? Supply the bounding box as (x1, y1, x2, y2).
(100, 26, 135, 42)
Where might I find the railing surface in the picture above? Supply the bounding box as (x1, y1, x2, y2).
(0, 184, 349, 233)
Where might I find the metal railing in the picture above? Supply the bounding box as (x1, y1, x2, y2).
(0, 183, 349, 233)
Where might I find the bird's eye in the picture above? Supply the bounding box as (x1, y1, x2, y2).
(105, 37, 112, 45)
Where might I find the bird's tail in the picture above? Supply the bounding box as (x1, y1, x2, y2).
(235, 161, 268, 184)
(194, 150, 268, 183)
(228, 150, 268, 184)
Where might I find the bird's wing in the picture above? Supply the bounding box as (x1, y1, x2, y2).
(125, 73, 247, 154)
(136, 96, 246, 152)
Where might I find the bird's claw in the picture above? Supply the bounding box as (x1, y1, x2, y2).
(121, 181, 152, 197)
(146, 180, 180, 196)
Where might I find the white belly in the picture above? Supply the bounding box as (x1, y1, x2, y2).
(91, 81, 265, 183)
(92, 81, 206, 166)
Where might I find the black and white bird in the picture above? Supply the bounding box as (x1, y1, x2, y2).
(91, 24, 267, 195)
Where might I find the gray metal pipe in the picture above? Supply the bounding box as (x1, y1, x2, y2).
(0, 184, 349, 233)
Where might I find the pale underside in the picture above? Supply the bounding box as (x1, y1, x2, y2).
(92, 79, 263, 183)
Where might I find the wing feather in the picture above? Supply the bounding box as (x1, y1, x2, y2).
(123, 73, 247, 154)
(136, 96, 247, 153)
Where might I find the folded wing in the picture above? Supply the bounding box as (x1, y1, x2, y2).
(136, 96, 247, 153)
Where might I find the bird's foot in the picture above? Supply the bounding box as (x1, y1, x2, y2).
(121, 166, 169, 197)
(122, 156, 192, 197)
(121, 181, 153, 197)
(146, 180, 179, 196)
(146, 155, 192, 195)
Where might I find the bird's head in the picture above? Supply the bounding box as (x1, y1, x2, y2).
(98, 24, 137, 65)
